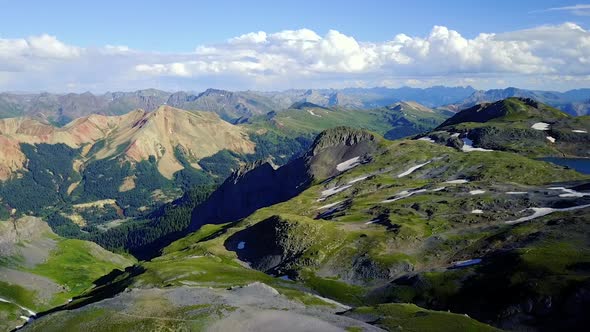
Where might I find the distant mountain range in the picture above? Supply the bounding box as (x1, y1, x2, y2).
(444, 87, 590, 116)
(2, 86, 588, 125)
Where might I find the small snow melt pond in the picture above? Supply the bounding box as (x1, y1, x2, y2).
(237, 241, 246, 250)
(539, 157, 590, 175)
(462, 138, 493, 152)
(336, 157, 361, 172)
(531, 122, 550, 130)
(450, 258, 482, 269)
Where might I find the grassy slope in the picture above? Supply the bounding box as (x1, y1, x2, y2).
(245, 105, 448, 140)
(12, 121, 590, 331)
(348, 303, 500, 332)
(25, 216, 497, 332)
(436, 98, 590, 157)
(183, 139, 583, 278)
(41, 137, 583, 330)
(28, 239, 134, 303)
(0, 227, 134, 331)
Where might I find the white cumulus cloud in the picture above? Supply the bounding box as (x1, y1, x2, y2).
(1, 23, 590, 91)
(536, 4, 590, 16)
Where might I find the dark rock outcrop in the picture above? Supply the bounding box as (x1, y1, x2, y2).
(189, 127, 378, 231)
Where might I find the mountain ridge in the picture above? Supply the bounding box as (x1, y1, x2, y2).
(189, 127, 378, 231)
(428, 97, 590, 158)
(446, 87, 590, 116)
(2, 86, 589, 126)
(0, 106, 255, 180)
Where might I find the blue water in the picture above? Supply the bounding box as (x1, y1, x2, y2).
(539, 158, 590, 175)
(450, 259, 482, 269)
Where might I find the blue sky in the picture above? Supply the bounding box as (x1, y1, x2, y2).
(0, 0, 590, 92)
(1, 0, 587, 51)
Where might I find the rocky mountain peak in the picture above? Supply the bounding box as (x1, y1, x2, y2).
(288, 101, 327, 110)
(199, 88, 233, 98)
(309, 127, 375, 155)
(228, 159, 277, 184)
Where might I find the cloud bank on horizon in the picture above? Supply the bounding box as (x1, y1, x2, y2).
(1, 22, 590, 92)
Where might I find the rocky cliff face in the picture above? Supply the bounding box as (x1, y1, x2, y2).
(189, 127, 379, 231)
(189, 157, 309, 230)
(308, 127, 376, 155)
(0, 216, 55, 259)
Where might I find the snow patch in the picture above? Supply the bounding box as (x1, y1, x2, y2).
(451, 133, 461, 138)
(0, 296, 36, 320)
(320, 185, 352, 199)
(382, 189, 428, 203)
(548, 187, 590, 198)
(336, 157, 361, 172)
(462, 138, 493, 152)
(546, 136, 556, 143)
(317, 201, 343, 210)
(572, 129, 588, 133)
(506, 191, 527, 195)
(506, 204, 590, 225)
(397, 161, 431, 178)
(471, 209, 484, 214)
(237, 241, 246, 250)
(347, 175, 369, 184)
(311, 294, 352, 310)
(469, 190, 486, 195)
(381, 186, 450, 204)
(445, 179, 469, 184)
(531, 122, 550, 130)
(418, 137, 435, 143)
(307, 109, 321, 117)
